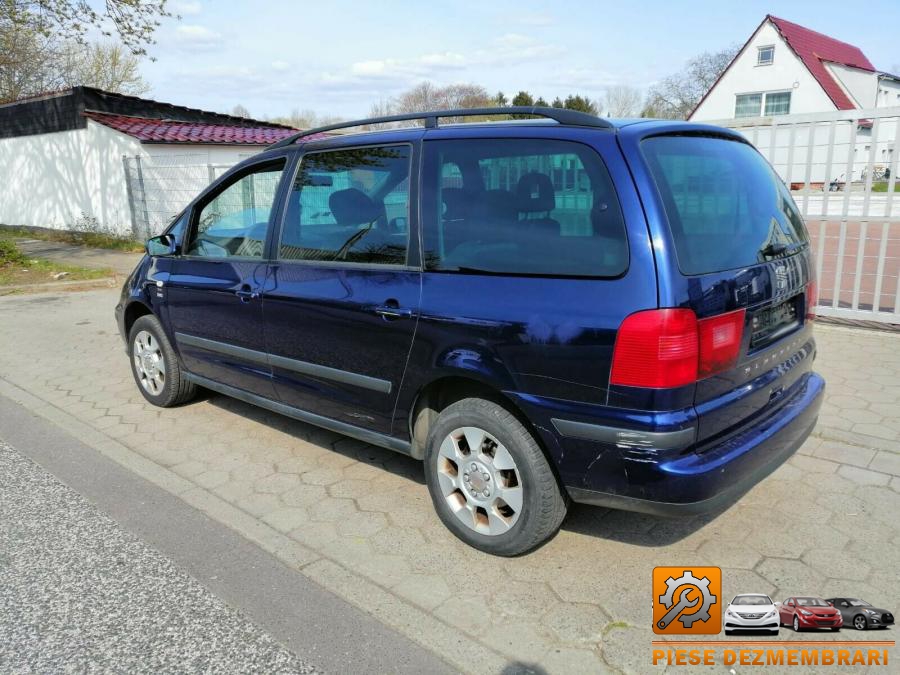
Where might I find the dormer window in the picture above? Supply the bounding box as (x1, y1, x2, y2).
(757, 45, 774, 66)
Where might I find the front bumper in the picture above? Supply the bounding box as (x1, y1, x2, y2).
(515, 371, 824, 516)
(796, 613, 843, 629)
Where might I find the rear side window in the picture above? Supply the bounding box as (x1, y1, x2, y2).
(422, 139, 627, 277)
(642, 135, 809, 275)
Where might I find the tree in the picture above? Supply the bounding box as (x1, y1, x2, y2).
(59, 41, 150, 95)
(270, 108, 344, 130)
(0, 27, 149, 102)
(563, 94, 598, 115)
(602, 84, 642, 117)
(3, 0, 174, 56)
(551, 97, 563, 108)
(368, 82, 493, 125)
(511, 90, 534, 107)
(644, 44, 739, 119)
(494, 91, 508, 106)
(534, 96, 548, 107)
(231, 104, 251, 118)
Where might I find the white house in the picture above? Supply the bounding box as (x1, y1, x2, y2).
(690, 15, 900, 121)
(0, 87, 297, 236)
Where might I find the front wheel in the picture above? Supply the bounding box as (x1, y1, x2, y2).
(129, 314, 197, 407)
(423, 397, 567, 556)
(793, 616, 801, 632)
(853, 615, 868, 631)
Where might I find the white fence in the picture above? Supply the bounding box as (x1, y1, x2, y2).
(711, 106, 899, 324)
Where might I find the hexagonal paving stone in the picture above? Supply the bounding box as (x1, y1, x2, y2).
(254, 472, 303, 494)
(335, 510, 388, 538)
(393, 573, 452, 611)
(306, 497, 358, 523)
(756, 558, 824, 595)
(544, 602, 607, 645)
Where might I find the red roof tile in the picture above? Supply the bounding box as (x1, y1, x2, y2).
(83, 111, 302, 145)
(768, 15, 875, 110)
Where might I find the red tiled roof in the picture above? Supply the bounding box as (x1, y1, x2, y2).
(768, 15, 875, 110)
(83, 111, 300, 145)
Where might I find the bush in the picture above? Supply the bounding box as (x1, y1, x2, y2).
(0, 238, 26, 265)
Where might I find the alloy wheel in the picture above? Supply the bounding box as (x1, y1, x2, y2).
(854, 615, 867, 630)
(132, 330, 166, 396)
(435, 426, 523, 536)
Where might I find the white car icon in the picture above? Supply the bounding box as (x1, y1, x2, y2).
(724, 594, 780, 635)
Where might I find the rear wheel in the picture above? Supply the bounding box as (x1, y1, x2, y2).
(129, 315, 196, 408)
(423, 397, 567, 556)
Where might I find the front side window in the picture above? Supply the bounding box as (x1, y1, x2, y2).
(186, 161, 285, 258)
(422, 139, 628, 277)
(279, 145, 411, 265)
(735, 93, 762, 118)
(757, 45, 774, 65)
(764, 91, 791, 116)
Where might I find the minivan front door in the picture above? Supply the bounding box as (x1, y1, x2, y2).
(166, 158, 288, 398)
(263, 143, 421, 435)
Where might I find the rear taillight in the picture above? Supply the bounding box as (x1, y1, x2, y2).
(806, 280, 818, 320)
(698, 309, 746, 378)
(610, 308, 746, 389)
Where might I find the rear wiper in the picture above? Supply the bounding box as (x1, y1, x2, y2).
(759, 241, 804, 259)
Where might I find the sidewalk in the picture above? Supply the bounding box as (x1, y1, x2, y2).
(14, 238, 143, 276)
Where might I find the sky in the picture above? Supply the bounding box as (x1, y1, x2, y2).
(135, 0, 900, 121)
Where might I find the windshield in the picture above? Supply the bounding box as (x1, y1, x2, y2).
(642, 135, 809, 275)
(796, 598, 830, 607)
(732, 595, 771, 606)
(849, 599, 871, 607)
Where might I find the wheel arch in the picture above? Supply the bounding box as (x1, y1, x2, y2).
(123, 300, 154, 337)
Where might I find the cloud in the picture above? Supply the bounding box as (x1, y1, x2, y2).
(271, 60, 291, 72)
(174, 24, 224, 51)
(171, 1, 202, 16)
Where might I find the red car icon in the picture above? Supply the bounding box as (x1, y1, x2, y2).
(778, 597, 843, 631)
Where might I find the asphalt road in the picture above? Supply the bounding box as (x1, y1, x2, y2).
(0, 395, 454, 675)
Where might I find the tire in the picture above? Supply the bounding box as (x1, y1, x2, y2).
(128, 314, 196, 408)
(793, 616, 801, 632)
(423, 397, 567, 556)
(853, 615, 867, 631)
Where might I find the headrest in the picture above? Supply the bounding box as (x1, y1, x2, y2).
(329, 188, 380, 226)
(516, 172, 556, 213)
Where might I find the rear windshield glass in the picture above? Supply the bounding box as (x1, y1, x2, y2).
(642, 135, 809, 275)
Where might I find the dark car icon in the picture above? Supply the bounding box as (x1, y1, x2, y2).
(826, 598, 895, 631)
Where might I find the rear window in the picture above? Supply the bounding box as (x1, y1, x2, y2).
(422, 139, 628, 277)
(642, 135, 809, 275)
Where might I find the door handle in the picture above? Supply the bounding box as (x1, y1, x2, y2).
(236, 284, 259, 303)
(373, 300, 413, 320)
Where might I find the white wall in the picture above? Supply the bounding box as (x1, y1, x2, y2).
(826, 63, 878, 108)
(877, 78, 900, 108)
(0, 121, 141, 234)
(0, 120, 265, 236)
(691, 21, 836, 120)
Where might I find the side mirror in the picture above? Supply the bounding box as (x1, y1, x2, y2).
(146, 233, 179, 257)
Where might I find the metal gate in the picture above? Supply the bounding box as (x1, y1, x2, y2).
(709, 106, 900, 324)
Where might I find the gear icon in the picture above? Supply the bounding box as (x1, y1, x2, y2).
(658, 570, 717, 628)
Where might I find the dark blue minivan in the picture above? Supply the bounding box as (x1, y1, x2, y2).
(116, 107, 824, 555)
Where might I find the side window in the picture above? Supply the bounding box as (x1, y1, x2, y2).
(422, 139, 627, 277)
(186, 161, 285, 258)
(279, 145, 411, 265)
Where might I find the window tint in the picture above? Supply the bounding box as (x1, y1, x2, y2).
(186, 161, 285, 258)
(280, 145, 411, 265)
(642, 135, 809, 275)
(422, 139, 627, 277)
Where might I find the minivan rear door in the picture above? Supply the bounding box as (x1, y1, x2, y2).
(637, 132, 816, 445)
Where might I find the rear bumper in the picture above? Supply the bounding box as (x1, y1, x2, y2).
(517, 371, 824, 516)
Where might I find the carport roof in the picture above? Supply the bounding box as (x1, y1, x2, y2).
(83, 111, 300, 145)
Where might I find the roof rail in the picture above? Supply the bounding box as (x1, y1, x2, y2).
(267, 106, 613, 149)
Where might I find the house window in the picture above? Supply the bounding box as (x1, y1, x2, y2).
(735, 91, 791, 118)
(735, 93, 763, 117)
(764, 91, 791, 115)
(757, 45, 775, 66)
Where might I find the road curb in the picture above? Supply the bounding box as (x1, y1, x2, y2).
(0, 375, 508, 674)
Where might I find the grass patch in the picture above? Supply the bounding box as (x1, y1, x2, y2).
(602, 620, 631, 636)
(0, 225, 144, 252)
(0, 237, 115, 287)
(871, 182, 899, 192)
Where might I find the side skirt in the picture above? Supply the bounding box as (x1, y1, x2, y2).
(184, 372, 414, 457)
